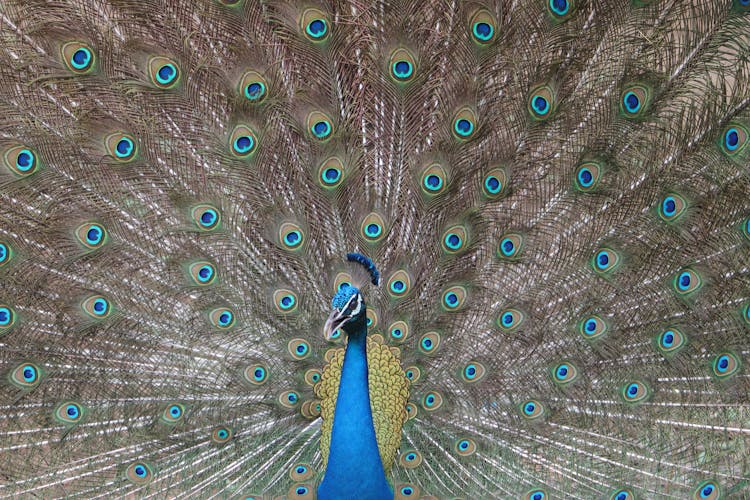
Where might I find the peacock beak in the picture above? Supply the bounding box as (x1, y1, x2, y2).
(323, 308, 348, 341)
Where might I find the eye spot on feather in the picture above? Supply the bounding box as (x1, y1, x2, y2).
(720, 123, 747, 156)
(395, 484, 419, 498)
(482, 167, 508, 199)
(288, 338, 311, 360)
(441, 286, 467, 311)
(712, 353, 739, 379)
(404, 366, 421, 383)
(656, 327, 686, 355)
(574, 161, 601, 192)
(211, 426, 233, 444)
(300, 9, 329, 41)
(580, 314, 608, 339)
(592, 247, 620, 274)
(524, 490, 547, 500)
(387, 270, 411, 298)
(229, 125, 258, 157)
(497, 233, 523, 259)
(546, 0, 575, 21)
(527, 84, 556, 120)
(279, 223, 305, 250)
(76, 222, 108, 250)
(455, 438, 476, 456)
(693, 480, 720, 500)
(405, 402, 418, 420)
(148, 56, 180, 89)
(209, 307, 235, 329)
(126, 462, 154, 484)
(659, 194, 686, 222)
(619, 84, 652, 119)
(361, 213, 386, 243)
(552, 362, 577, 385)
(610, 489, 633, 500)
(366, 308, 378, 329)
(421, 391, 443, 411)
(421, 163, 448, 196)
(81, 295, 111, 319)
(290, 464, 314, 482)
(389, 321, 409, 342)
(0, 242, 10, 267)
(520, 400, 544, 420)
(621, 381, 648, 403)
(442, 225, 468, 254)
(238, 71, 268, 103)
(162, 403, 185, 424)
(273, 289, 299, 313)
(54, 401, 84, 424)
(304, 369, 321, 386)
(0, 305, 16, 331)
(9, 362, 41, 389)
(399, 450, 422, 468)
(461, 361, 485, 383)
(418, 331, 441, 355)
(673, 268, 702, 295)
(188, 262, 216, 286)
(244, 364, 268, 385)
(389, 48, 416, 82)
(469, 9, 497, 44)
(62, 42, 95, 73)
(192, 204, 221, 231)
(306, 111, 334, 141)
(105, 132, 137, 162)
(497, 308, 525, 332)
(452, 107, 477, 140)
(279, 390, 300, 409)
(318, 156, 344, 188)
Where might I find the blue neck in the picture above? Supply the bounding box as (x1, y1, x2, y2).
(318, 326, 393, 500)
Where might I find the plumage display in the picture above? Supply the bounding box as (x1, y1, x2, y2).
(1, 0, 749, 498)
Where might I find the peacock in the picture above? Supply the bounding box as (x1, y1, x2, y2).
(1, 0, 749, 498)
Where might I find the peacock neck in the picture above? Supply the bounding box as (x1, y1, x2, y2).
(318, 325, 393, 500)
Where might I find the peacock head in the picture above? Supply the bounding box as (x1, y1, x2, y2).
(324, 284, 365, 340)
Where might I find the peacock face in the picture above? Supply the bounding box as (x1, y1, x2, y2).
(324, 284, 365, 339)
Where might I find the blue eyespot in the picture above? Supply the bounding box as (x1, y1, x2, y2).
(23, 365, 37, 382)
(169, 405, 182, 417)
(485, 175, 501, 192)
(198, 265, 213, 282)
(578, 167, 593, 187)
(473, 22, 493, 41)
(392, 60, 413, 80)
(313, 121, 330, 137)
(454, 118, 474, 137)
(135, 465, 147, 477)
(156, 63, 177, 86)
(244, 82, 266, 102)
(725, 128, 740, 151)
(425, 174, 443, 190)
(9, 147, 38, 174)
(623, 91, 641, 113)
(233, 135, 255, 154)
(549, 0, 570, 15)
(71, 48, 92, 70)
(401, 486, 414, 496)
(524, 402, 535, 414)
(85, 225, 105, 246)
(532, 96, 549, 114)
(115, 138, 134, 159)
(324, 167, 340, 183)
(306, 19, 327, 39)
(0, 306, 14, 327)
(296, 486, 308, 495)
(62, 42, 95, 73)
(391, 280, 405, 292)
(365, 223, 382, 238)
(679, 272, 691, 289)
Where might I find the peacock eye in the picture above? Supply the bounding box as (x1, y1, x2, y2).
(421, 391, 443, 411)
(421, 163, 448, 196)
(0, 304, 16, 331)
(497, 233, 523, 259)
(126, 462, 154, 484)
(619, 84, 652, 119)
(441, 285, 468, 311)
(387, 270, 411, 298)
(592, 247, 620, 274)
(527, 84, 556, 120)
(10, 362, 42, 389)
(609, 489, 633, 500)
(621, 381, 648, 403)
(54, 401, 84, 424)
(461, 361, 486, 383)
(61, 42, 95, 73)
(574, 161, 602, 192)
(524, 489, 547, 500)
(188, 261, 217, 285)
(81, 295, 111, 319)
(278, 390, 300, 408)
(209, 307, 235, 329)
(482, 167, 508, 199)
(211, 426, 233, 444)
(659, 193, 687, 222)
(105, 132, 137, 162)
(192, 205, 221, 231)
(497, 308, 525, 332)
(546, 0, 576, 21)
(239, 71, 268, 102)
(229, 125, 258, 157)
(673, 268, 702, 295)
(399, 450, 423, 468)
(244, 364, 268, 385)
(307, 111, 334, 140)
(279, 223, 305, 250)
(442, 225, 468, 254)
(148, 56, 180, 89)
(300, 8, 330, 41)
(273, 289, 298, 313)
(455, 438, 476, 456)
(318, 157, 344, 188)
(552, 362, 578, 385)
(389, 321, 409, 342)
(0, 242, 10, 267)
(162, 403, 185, 424)
(719, 122, 747, 157)
(288, 338, 311, 360)
(76, 223, 108, 250)
(452, 107, 477, 140)
(469, 9, 497, 44)
(580, 314, 608, 339)
(656, 327, 686, 354)
(693, 480, 720, 500)
(389, 48, 416, 82)
(712, 352, 739, 379)
(361, 213, 386, 243)
(520, 400, 544, 420)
